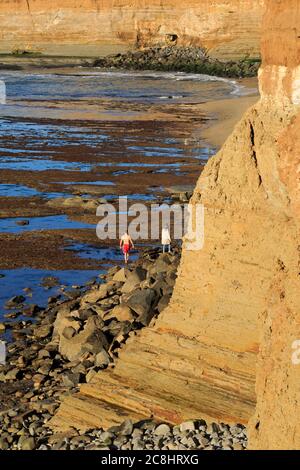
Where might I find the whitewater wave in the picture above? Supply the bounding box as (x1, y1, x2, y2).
(77, 70, 257, 96)
(83, 70, 254, 96)
(0, 68, 235, 83)
(0, 69, 257, 97)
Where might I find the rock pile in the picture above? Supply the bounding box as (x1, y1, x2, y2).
(0, 246, 184, 449)
(51, 247, 180, 367)
(0, 414, 247, 450)
(93, 46, 260, 78)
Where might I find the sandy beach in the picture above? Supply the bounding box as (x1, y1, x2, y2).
(198, 92, 259, 148)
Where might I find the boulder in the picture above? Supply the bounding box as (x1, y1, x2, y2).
(112, 268, 127, 283)
(52, 304, 81, 342)
(34, 324, 52, 339)
(154, 424, 171, 436)
(119, 419, 134, 436)
(62, 372, 81, 388)
(95, 350, 110, 368)
(62, 326, 77, 340)
(103, 304, 135, 323)
(22, 304, 41, 316)
(139, 309, 157, 327)
(151, 279, 169, 296)
(156, 294, 171, 313)
(4, 367, 21, 381)
(106, 266, 121, 278)
(98, 296, 119, 309)
(5, 295, 25, 308)
(180, 421, 196, 432)
(139, 279, 152, 289)
(41, 276, 60, 288)
(58, 316, 109, 362)
(85, 368, 97, 383)
(121, 267, 147, 293)
(19, 437, 36, 451)
(166, 271, 177, 286)
(148, 255, 172, 276)
(0, 438, 8, 450)
(80, 283, 109, 305)
(37, 349, 51, 359)
(127, 289, 156, 317)
(16, 219, 29, 226)
(103, 320, 131, 338)
(77, 307, 97, 322)
(121, 289, 157, 326)
(91, 305, 109, 319)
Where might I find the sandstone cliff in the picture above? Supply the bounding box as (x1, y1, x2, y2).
(248, 0, 300, 450)
(50, 0, 300, 449)
(0, 0, 264, 59)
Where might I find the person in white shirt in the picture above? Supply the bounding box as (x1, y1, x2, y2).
(161, 225, 171, 253)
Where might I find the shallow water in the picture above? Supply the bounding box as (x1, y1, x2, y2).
(0, 268, 102, 325)
(0, 183, 68, 199)
(0, 69, 243, 109)
(0, 214, 94, 234)
(66, 242, 139, 263)
(0, 183, 40, 198)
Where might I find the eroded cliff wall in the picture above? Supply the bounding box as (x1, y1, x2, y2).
(0, 0, 264, 58)
(50, 1, 300, 447)
(248, 0, 300, 450)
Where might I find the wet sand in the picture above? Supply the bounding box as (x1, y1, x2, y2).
(198, 82, 259, 147)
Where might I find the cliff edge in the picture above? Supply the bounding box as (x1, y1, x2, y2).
(0, 0, 264, 59)
(248, 0, 300, 450)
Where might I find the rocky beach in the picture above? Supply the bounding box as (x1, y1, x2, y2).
(0, 0, 299, 453)
(0, 246, 248, 451)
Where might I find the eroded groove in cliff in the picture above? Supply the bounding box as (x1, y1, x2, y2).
(249, 121, 262, 187)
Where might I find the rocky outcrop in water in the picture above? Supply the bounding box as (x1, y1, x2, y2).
(93, 46, 260, 78)
(0, 0, 264, 59)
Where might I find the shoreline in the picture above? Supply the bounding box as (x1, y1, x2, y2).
(0, 74, 259, 312)
(197, 88, 259, 148)
(0, 46, 260, 79)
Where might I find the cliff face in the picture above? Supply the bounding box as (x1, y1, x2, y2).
(0, 0, 264, 58)
(50, 1, 300, 449)
(248, 0, 300, 450)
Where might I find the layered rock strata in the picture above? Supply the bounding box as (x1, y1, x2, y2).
(0, 0, 264, 59)
(248, 0, 300, 450)
(50, 1, 300, 445)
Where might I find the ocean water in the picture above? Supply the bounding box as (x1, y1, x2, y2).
(0, 68, 257, 317)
